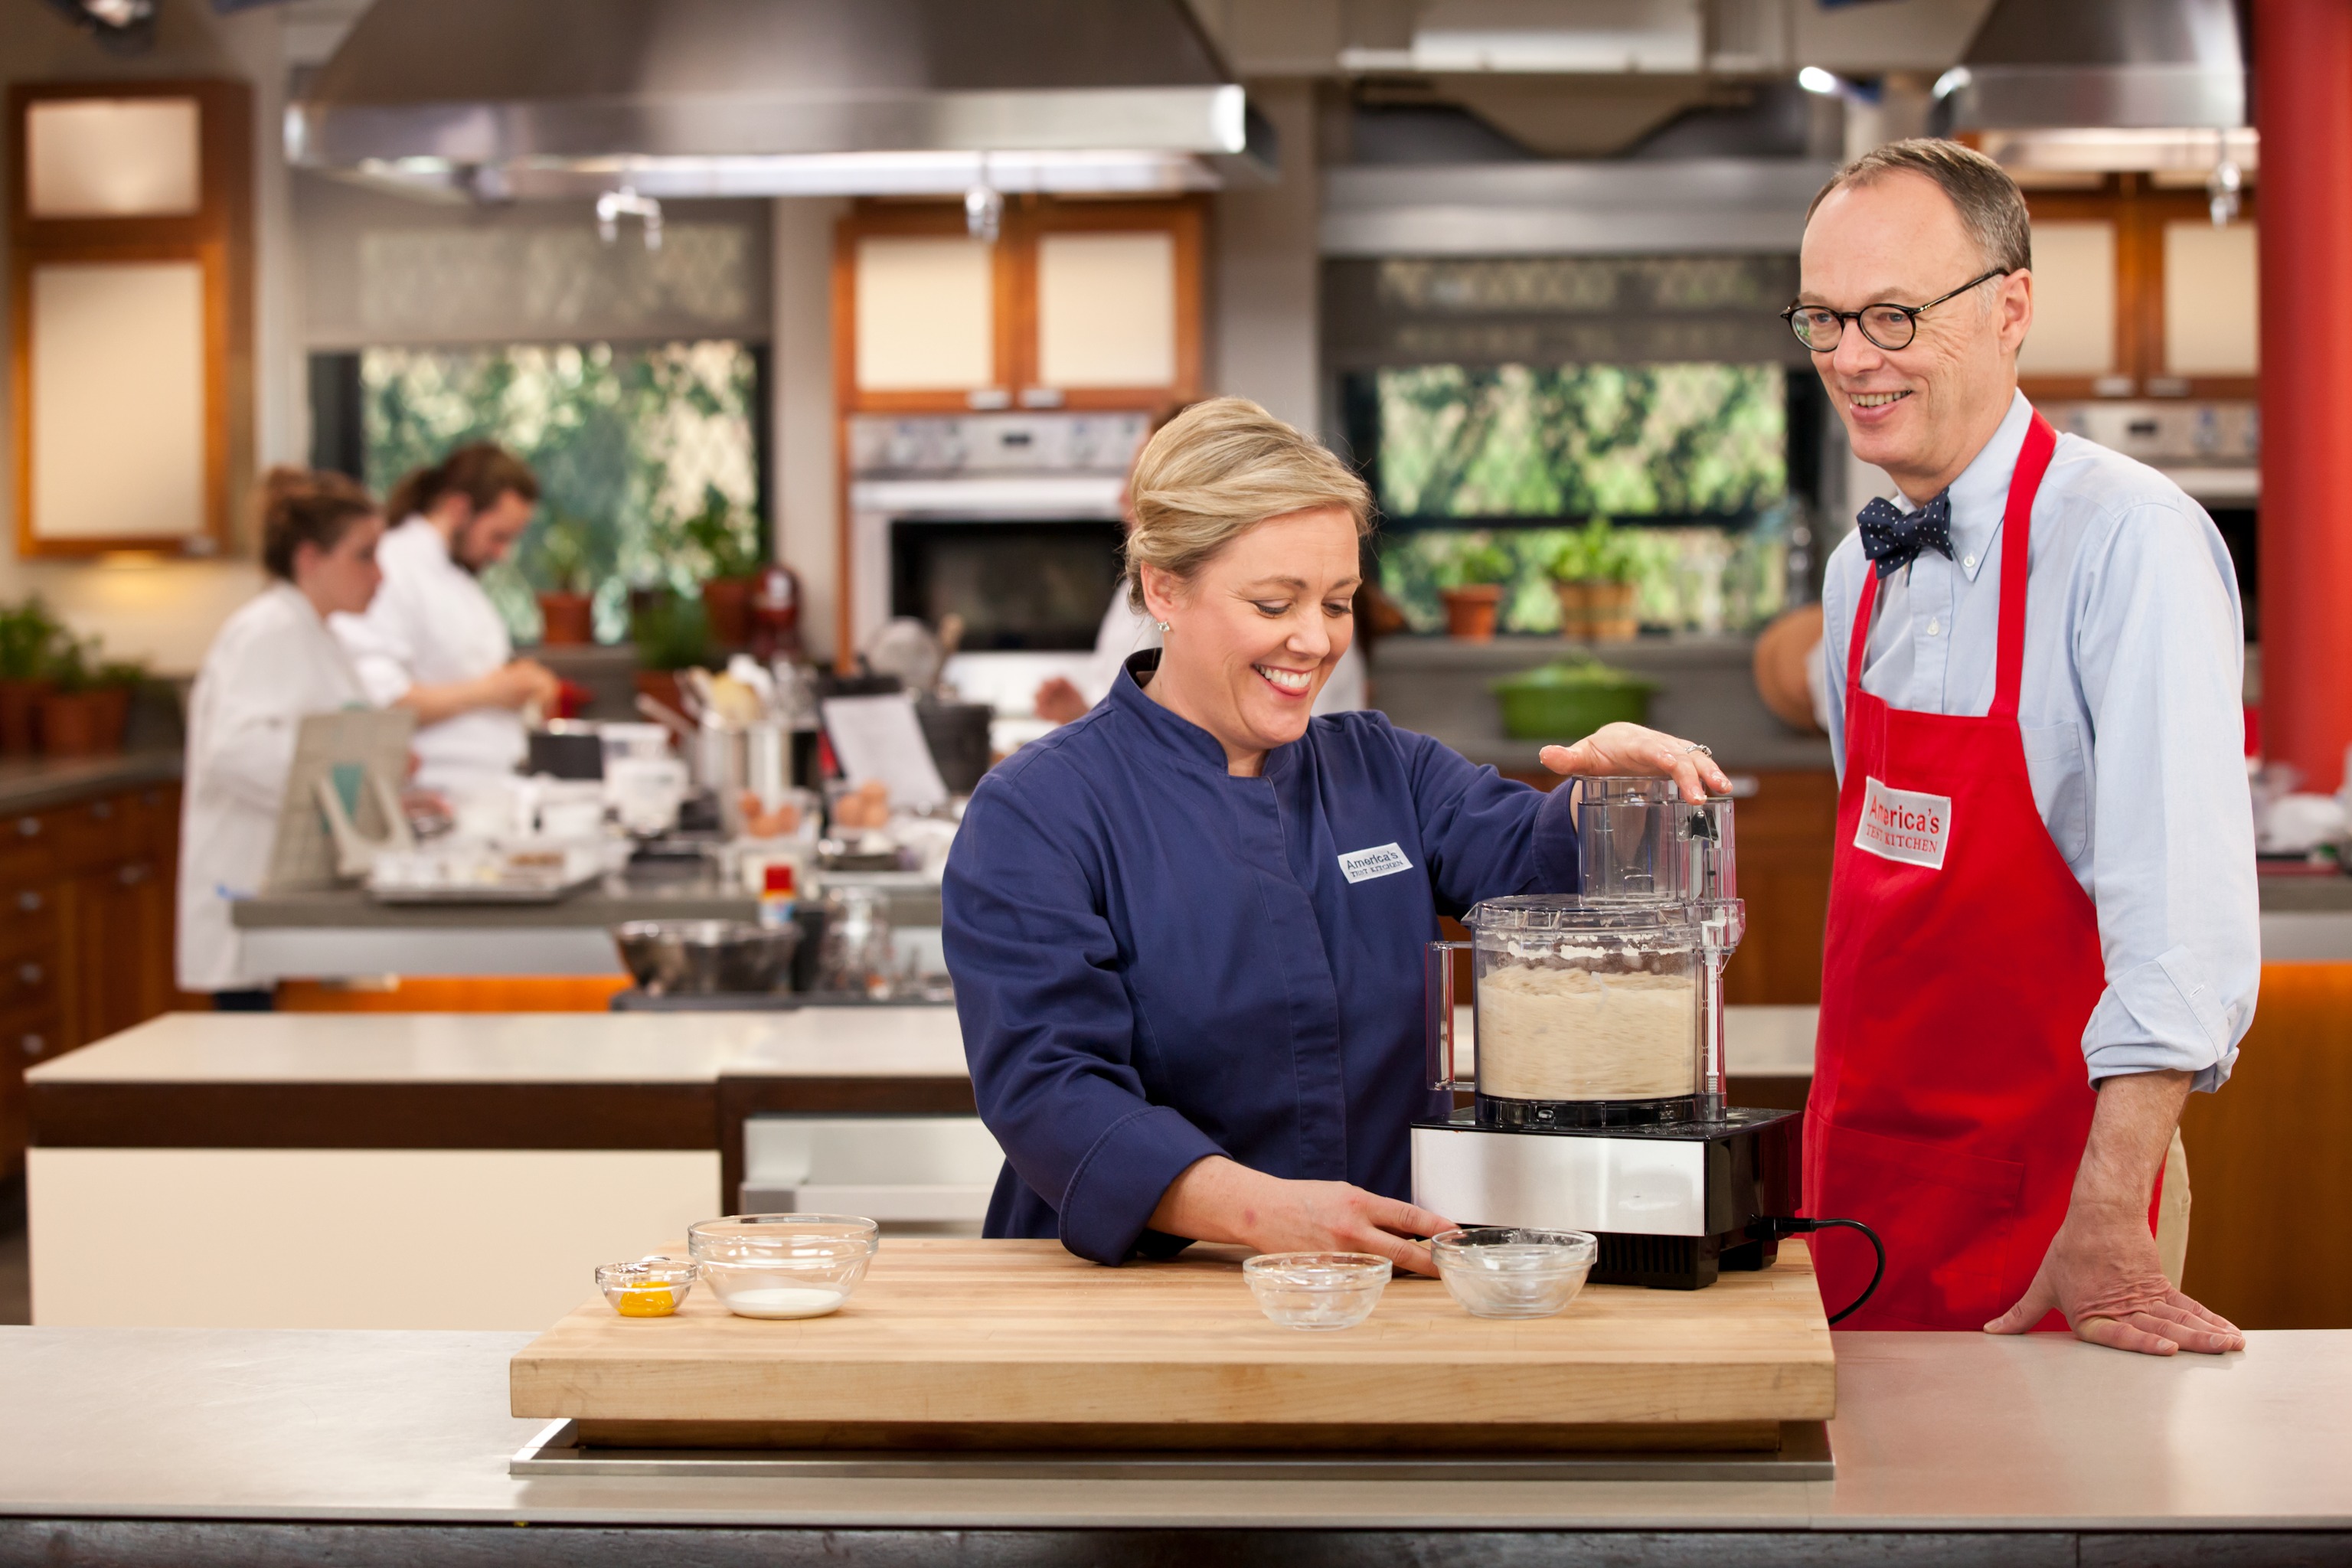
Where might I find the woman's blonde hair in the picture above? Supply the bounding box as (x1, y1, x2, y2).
(1124, 397, 1372, 611)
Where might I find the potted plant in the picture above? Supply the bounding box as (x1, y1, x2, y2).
(680, 487, 763, 649)
(528, 511, 600, 646)
(37, 637, 139, 758)
(0, 596, 64, 755)
(1434, 537, 1514, 642)
(1552, 518, 1642, 642)
(629, 588, 714, 715)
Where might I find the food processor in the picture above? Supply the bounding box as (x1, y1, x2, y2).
(1411, 778, 1800, 1290)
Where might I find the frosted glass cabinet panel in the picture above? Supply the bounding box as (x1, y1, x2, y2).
(1035, 231, 1177, 389)
(28, 260, 208, 542)
(2017, 220, 2116, 377)
(2164, 220, 2259, 377)
(26, 99, 201, 218)
(854, 236, 995, 392)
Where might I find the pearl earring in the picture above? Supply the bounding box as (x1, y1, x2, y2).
(1155, 619, 1171, 633)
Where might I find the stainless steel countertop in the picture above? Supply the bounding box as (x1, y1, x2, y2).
(0, 1325, 2344, 1529)
(0, 749, 181, 815)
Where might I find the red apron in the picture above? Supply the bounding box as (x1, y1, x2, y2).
(1806, 411, 2154, 1332)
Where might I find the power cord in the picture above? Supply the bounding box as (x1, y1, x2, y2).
(1748, 1216, 1885, 1325)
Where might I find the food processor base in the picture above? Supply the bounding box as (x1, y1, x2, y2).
(1410, 1109, 1801, 1291)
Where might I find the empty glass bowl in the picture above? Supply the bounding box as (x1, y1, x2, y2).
(1243, 1252, 1392, 1331)
(596, 1254, 697, 1318)
(687, 1214, 880, 1319)
(1430, 1227, 1598, 1319)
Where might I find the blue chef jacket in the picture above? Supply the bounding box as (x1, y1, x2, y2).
(942, 653, 1579, 1265)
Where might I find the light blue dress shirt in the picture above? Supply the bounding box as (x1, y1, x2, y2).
(1821, 390, 2257, 1091)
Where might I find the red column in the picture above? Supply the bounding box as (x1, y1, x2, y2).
(2256, 0, 2352, 791)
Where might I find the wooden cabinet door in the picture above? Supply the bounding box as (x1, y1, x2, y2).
(1719, 770, 1839, 1007)
(63, 852, 172, 1045)
(835, 205, 1018, 413)
(1018, 198, 1206, 411)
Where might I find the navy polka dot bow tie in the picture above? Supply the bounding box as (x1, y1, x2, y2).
(1855, 492, 1954, 580)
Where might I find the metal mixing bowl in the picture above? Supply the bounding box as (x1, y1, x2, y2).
(612, 920, 801, 995)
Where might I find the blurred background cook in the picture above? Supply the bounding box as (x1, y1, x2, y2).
(178, 469, 384, 1009)
(944, 399, 1730, 1274)
(332, 442, 561, 798)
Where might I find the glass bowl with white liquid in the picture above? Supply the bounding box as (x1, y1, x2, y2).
(688, 1214, 880, 1319)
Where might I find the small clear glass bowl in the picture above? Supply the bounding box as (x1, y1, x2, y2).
(596, 1254, 697, 1318)
(1430, 1227, 1598, 1319)
(1243, 1251, 1392, 1331)
(688, 1214, 880, 1319)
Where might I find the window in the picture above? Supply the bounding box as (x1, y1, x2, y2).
(1351, 361, 1803, 635)
(354, 340, 764, 642)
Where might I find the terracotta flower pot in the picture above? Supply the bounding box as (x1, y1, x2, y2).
(1553, 580, 1594, 642)
(701, 577, 755, 649)
(38, 687, 129, 757)
(1588, 580, 1639, 641)
(537, 592, 595, 647)
(0, 677, 51, 754)
(1439, 584, 1505, 642)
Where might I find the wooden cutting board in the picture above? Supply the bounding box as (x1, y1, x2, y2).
(511, 1238, 1834, 1452)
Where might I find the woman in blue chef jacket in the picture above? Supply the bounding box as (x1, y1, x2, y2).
(942, 399, 1732, 1275)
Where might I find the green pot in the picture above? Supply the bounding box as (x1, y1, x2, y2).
(1491, 660, 1658, 742)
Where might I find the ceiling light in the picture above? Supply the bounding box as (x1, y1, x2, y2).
(1932, 66, 1973, 100)
(1798, 67, 1841, 96)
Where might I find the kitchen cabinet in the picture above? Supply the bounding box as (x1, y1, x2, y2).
(1, 780, 185, 1181)
(834, 197, 1206, 415)
(7, 80, 252, 557)
(2017, 176, 2258, 403)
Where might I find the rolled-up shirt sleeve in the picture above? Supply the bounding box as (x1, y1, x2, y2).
(2074, 500, 2259, 1090)
(944, 772, 1223, 1264)
(1402, 729, 1580, 912)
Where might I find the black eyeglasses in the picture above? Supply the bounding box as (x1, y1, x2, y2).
(1781, 270, 2011, 353)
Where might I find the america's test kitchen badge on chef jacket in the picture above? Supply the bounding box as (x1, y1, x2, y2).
(332, 517, 527, 797)
(1805, 411, 2161, 1332)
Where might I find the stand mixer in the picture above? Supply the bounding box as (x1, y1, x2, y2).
(1412, 778, 1799, 1289)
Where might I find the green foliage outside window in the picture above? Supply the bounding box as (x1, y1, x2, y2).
(1374, 362, 1787, 521)
(363, 340, 760, 644)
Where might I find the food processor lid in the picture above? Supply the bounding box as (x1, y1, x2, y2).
(1465, 893, 1704, 936)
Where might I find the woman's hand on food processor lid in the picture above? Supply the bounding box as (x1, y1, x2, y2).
(1540, 724, 1735, 804)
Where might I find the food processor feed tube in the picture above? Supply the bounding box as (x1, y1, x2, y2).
(1685, 799, 1743, 1122)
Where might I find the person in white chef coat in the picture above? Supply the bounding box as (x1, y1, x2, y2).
(178, 469, 387, 1006)
(332, 443, 560, 798)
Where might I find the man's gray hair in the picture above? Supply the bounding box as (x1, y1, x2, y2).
(1806, 138, 2032, 276)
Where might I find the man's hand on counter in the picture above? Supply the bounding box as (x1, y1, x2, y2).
(1149, 1155, 1455, 1277)
(1540, 723, 1736, 805)
(1986, 1070, 2246, 1356)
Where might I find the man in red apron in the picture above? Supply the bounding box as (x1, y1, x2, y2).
(1788, 142, 2254, 1354)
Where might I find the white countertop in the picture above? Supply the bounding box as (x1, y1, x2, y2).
(31, 1006, 1818, 1088)
(0, 1325, 2343, 1530)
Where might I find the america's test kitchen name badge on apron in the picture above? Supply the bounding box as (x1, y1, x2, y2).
(1855, 776, 1952, 870)
(1338, 842, 1413, 884)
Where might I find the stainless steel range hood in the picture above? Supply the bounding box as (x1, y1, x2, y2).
(1942, 0, 2247, 132)
(286, 0, 1274, 202)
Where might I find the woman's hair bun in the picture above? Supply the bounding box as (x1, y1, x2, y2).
(258, 466, 378, 581)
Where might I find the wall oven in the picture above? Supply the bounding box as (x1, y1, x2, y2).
(848, 413, 1149, 730)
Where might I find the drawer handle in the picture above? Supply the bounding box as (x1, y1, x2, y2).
(15, 817, 37, 838)
(20, 1034, 42, 1058)
(118, 862, 150, 887)
(18, 962, 41, 986)
(16, 890, 41, 913)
